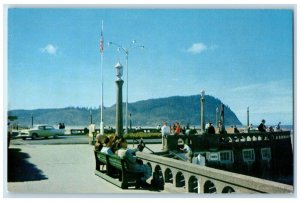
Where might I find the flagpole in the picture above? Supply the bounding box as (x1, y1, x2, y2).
(100, 20, 104, 135)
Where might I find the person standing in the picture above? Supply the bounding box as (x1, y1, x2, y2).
(247, 123, 253, 132)
(175, 122, 181, 135)
(233, 125, 240, 133)
(161, 122, 170, 150)
(207, 123, 216, 134)
(205, 122, 210, 132)
(258, 119, 267, 132)
(171, 123, 176, 134)
(276, 122, 282, 131)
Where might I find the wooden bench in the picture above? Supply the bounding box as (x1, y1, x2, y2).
(94, 150, 144, 189)
(94, 150, 107, 173)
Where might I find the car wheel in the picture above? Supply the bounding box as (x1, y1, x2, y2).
(22, 137, 26, 140)
(32, 133, 38, 140)
(53, 135, 58, 139)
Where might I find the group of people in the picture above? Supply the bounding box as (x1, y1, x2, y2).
(161, 122, 197, 137)
(58, 123, 65, 129)
(203, 119, 282, 134)
(257, 120, 282, 132)
(94, 134, 152, 188)
(161, 121, 191, 150)
(205, 122, 216, 134)
(161, 122, 194, 163)
(159, 119, 284, 168)
(161, 119, 282, 136)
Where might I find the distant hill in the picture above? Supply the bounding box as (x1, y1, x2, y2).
(8, 95, 242, 128)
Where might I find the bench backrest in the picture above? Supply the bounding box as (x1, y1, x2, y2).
(95, 151, 130, 171)
(108, 154, 128, 170)
(95, 151, 108, 164)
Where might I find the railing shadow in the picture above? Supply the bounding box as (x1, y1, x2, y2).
(7, 148, 48, 182)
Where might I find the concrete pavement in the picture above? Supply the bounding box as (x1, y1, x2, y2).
(6, 143, 169, 197)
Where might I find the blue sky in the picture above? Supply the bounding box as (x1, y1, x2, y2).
(7, 8, 294, 125)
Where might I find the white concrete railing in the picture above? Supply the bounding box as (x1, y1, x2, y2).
(136, 152, 293, 194)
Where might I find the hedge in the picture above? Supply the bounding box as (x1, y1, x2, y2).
(123, 132, 161, 139)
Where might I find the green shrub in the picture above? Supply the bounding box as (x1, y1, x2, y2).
(124, 132, 161, 139)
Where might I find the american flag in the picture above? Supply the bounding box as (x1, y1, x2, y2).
(100, 21, 104, 53)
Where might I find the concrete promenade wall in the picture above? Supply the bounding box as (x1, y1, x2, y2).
(137, 151, 293, 194)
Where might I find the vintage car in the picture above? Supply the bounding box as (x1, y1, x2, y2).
(19, 124, 65, 140)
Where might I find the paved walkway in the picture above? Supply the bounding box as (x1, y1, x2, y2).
(6, 143, 169, 197)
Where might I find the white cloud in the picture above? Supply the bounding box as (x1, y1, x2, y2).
(40, 44, 58, 55)
(187, 43, 207, 54)
(186, 43, 218, 54)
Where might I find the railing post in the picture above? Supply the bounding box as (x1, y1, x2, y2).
(197, 178, 201, 193)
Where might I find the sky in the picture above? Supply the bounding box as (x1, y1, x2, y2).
(6, 7, 294, 126)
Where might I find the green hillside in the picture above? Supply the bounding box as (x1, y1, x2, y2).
(8, 95, 242, 128)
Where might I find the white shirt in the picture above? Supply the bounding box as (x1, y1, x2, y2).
(100, 146, 113, 155)
(161, 125, 170, 137)
(182, 144, 191, 152)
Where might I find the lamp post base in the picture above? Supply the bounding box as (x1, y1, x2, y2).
(100, 122, 104, 135)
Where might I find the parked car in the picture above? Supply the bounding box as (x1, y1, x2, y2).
(19, 124, 65, 140)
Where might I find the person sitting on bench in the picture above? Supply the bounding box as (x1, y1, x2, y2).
(100, 135, 117, 155)
(94, 134, 104, 151)
(115, 138, 152, 187)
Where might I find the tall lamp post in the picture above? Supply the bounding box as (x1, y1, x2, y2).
(90, 110, 93, 124)
(115, 62, 124, 137)
(247, 107, 249, 127)
(220, 104, 225, 133)
(31, 114, 33, 128)
(108, 40, 144, 134)
(200, 90, 205, 133)
(129, 113, 132, 131)
(99, 21, 105, 135)
(216, 107, 219, 129)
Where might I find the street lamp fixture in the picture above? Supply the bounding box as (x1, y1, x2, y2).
(201, 90, 205, 98)
(115, 62, 123, 79)
(108, 40, 144, 134)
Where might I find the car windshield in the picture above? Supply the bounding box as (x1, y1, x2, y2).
(38, 126, 46, 130)
(37, 125, 54, 130)
(45, 126, 54, 130)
